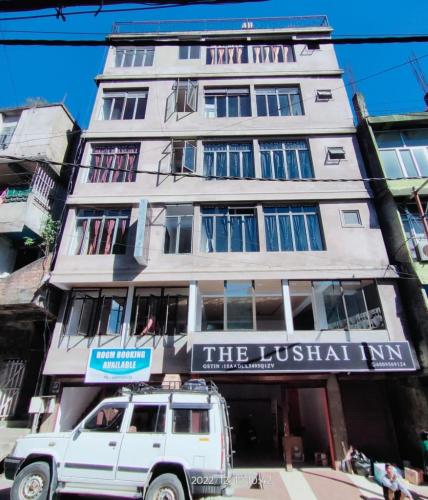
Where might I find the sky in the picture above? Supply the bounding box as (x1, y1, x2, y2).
(0, 0, 427, 128)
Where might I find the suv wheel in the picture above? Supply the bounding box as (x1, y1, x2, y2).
(11, 461, 51, 500)
(145, 473, 185, 500)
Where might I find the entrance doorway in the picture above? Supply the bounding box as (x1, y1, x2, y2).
(218, 383, 283, 466)
(286, 387, 332, 467)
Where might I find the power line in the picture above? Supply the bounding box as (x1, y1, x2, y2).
(1, 35, 428, 47)
(2, 153, 428, 184)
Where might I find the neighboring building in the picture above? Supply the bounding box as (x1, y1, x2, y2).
(354, 92, 428, 465)
(42, 17, 416, 468)
(0, 103, 78, 453)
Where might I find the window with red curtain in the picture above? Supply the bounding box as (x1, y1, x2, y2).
(88, 144, 139, 183)
(73, 208, 130, 255)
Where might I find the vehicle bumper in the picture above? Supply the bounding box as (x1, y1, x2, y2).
(4, 456, 23, 480)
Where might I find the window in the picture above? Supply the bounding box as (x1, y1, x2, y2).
(64, 288, 127, 336)
(87, 144, 139, 183)
(170, 140, 196, 173)
(327, 147, 346, 161)
(264, 206, 324, 251)
(289, 280, 385, 331)
(207, 45, 248, 64)
(131, 287, 189, 336)
(115, 47, 154, 67)
(201, 207, 259, 253)
(400, 204, 427, 259)
(72, 208, 130, 255)
(200, 280, 285, 331)
(101, 90, 148, 120)
(204, 88, 251, 118)
(252, 44, 294, 63)
(316, 89, 333, 101)
(179, 45, 200, 59)
(376, 129, 428, 179)
(341, 210, 362, 227)
(204, 143, 254, 179)
(259, 140, 313, 179)
(84, 404, 126, 432)
(165, 80, 198, 120)
(0, 114, 19, 150)
(164, 205, 193, 254)
(31, 165, 55, 208)
(256, 87, 303, 117)
(172, 409, 209, 433)
(129, 405, 166, 433)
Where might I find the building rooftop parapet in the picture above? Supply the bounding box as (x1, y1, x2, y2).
(111, 16, 330, 36)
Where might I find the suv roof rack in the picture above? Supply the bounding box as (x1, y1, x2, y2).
(118, 378, 220, 400)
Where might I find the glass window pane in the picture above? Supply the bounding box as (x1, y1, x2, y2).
(413, 149, 428, 176)
(190, 45, 200, 58)
(256, 94, 267, 116)
(115, 49, 124, 67)
(135, 98, 147, 119)
(292, 214, 308, 251)
(178, 216, 192, 253)
(215, 216, 228, 252)
(379, 150, 403, 178)
(230, 217, 243, 252)
(278, 94, 290, 116)
(227, 297, 253, 329)
(217, 96, 227, 117)
(201, 297, 224, 331)
(134, 50, 144, 66)
(342, 282, 370, 329)
(164, 217, 178, 253)
(166, 296, 188, 335)
(226, 281, 252, 297)
(123, 50, 133, 67)
(400, 150, 419, 177)
(376, 131, 402, 148)
(144, 49, 154, 66)
(85, 405, 125, 432)
(362, 281, 385, 329)
(228, 96, 238, 117)
(290, 281, 315, 330)
(402, 129, 428, 146)
(342, 210, 361, 226)
(179, 45, 188, 59)
(102, 98, 113, 119)
(313, 281, 346, 330)
(130, 405, 165, 433)
(256, 296, 285, 330)
(240, 95, 251, 117)
(111, 97, 124, 120)
(267, 94, 279, 116)
(290, 93, 303, 115)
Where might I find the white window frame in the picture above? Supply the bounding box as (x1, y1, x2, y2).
(170, 140, 197, 173)
(203, 142, 254, 178)
(165, 80, 198, 121)
(100, 90, 148, 120)
(204, 88, 251, 118)
(115, 47, 154, 67)
(255, 86, 303, 117)
(163, 205, 194, 254)
(259, 140, 313, 179)
(178, 45, 201, 60)
(340, 209, 362, 228)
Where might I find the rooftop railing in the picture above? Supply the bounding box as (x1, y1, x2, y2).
(112, 16, 330, 35)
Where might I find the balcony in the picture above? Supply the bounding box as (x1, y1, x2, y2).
(112, 16, 330, 34)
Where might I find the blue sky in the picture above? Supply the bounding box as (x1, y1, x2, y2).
(0, 0, 427, 128)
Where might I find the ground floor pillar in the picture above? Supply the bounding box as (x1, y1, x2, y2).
(326, 375, 349, 470)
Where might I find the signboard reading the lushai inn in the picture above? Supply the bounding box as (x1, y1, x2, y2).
(191, 342, 415, 373)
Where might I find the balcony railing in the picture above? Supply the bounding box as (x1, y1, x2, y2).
(0, 186, 32, 203)
(112, 16, 330, 34)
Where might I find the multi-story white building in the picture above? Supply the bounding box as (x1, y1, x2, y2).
(42, 17, 416, 468)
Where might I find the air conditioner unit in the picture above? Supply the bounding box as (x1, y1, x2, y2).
(416, 239, 428, 261)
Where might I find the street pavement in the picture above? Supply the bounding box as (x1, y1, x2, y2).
(2, 467, 428, 499)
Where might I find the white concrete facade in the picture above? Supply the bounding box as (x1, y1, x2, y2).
(45, 18, 411, 379)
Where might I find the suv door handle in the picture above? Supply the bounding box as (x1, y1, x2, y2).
(108, 441, 117, 447)
(153, 443, 161, 448)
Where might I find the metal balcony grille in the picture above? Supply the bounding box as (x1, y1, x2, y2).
(112, 16, 330, 35)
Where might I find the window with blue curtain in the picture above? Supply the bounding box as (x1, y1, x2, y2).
(201, 207, 259, 252)
(264, 206, 324, 251)
(259, 140, 313, 180)
(203, 143, 255, 178)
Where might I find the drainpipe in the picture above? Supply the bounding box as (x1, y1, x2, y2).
(412, 183, 428, 239)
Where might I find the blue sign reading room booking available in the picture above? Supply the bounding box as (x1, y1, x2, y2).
(85, 348, 152, 383)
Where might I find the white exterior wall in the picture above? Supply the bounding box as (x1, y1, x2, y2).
(45, 22, 411, 378)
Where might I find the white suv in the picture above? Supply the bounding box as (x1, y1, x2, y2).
(5, 380, 233, 500)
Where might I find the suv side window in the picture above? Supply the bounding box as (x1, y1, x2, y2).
(172, 409, 209, 434)
(129, 405, 166, 433)
(84, 404, 126, 432)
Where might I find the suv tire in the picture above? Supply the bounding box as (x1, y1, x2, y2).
(145, 473, 185, 500)
(11, 461, 51, 500)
